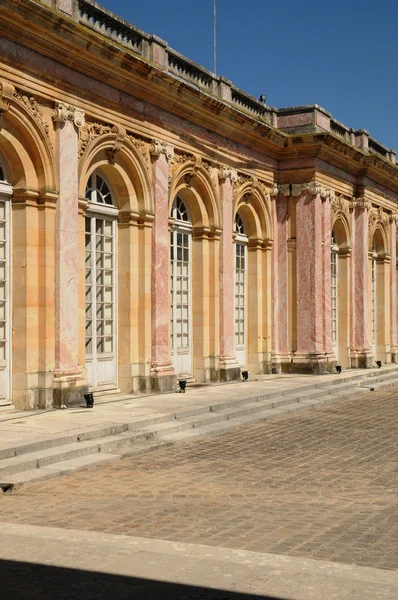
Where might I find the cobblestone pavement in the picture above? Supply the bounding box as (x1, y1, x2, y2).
(1, 387, 398, 571)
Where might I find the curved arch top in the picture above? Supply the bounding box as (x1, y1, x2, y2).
(79, 132, 153, 215)
(233, 180, 272, 241)
(169, 160, 221, 229)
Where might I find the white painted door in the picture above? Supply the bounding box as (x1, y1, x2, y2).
(0, 186, 11, 405)
(234, 214, 248, 368)
(85, 174, 118, 391)
(170, 198, 192, 378)
(331, 233, 338, 360)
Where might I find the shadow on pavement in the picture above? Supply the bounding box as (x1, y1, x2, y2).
(1, 558, 286, 599)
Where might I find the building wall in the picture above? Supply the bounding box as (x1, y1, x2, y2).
(0, 0, 398, 408)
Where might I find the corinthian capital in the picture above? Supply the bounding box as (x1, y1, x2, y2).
(0, 80, 15, 114)
(53, 102, 85, 128)
(150, 139, 174, 160)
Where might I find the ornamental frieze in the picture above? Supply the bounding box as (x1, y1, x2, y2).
(128, 134, 151, 172)
(78, 121, 113, 158)
(13, 89, 52, 144)
(368, 205, 390, 240)
(331, 194, 352, 220)
(233, 174, 273, 202)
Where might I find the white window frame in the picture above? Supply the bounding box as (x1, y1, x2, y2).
(0, 178, 12, 403)
(85, 173, 118, 388)
(170, 198, 192, 361)
(234, 214, 248, 362)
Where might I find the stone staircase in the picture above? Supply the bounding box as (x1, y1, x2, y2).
(1, 367, 398, 492)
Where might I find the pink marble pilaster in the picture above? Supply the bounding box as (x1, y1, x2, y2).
(219, 169, 237, 366)
(390, 215, 398, 360)
(322, 197, 333, 355)
(296, 190, 324, 357)
(351, 202, 370, 359)
(271, 193, 289, 362)
(150, 140, 175, 380)
(53, 102, 85, 378)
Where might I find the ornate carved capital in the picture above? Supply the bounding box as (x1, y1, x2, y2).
(53, 102, 85, 128)
(150, 138, 174, 160)
(390, 212, 398, 225)
(353, 196, 372, 212)
(107, 125, 127, 164)
(270, 183, 279, 198)
(0, 81, 15, 114)
(278, 184, 291, 197)
(218, 166, 238, 183)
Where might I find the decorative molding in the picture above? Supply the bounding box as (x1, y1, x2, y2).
(183, 155, 202, 187)
(13, 90, 51, 141)
(53, 102, 85, 129)
(0, 81, 15, 114)
(128, 134, 151, 172)
(233, 173, 272, 202)
(331, 194, 352, 220)
(106, 125, 127, 164)
(149, 138, 174, 160)
(368, 205, 390, 242)
(78, 121, 113, 159)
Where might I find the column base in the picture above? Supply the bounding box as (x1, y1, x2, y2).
(285, 353, 337, 375)
(391, 346, 398, 364)
(150, 364, 176, 393)
(271, 352, 292, 374)
(219, 357, 241, 382)
(53, 372, 88, 408)
(350, 349, 373, 369)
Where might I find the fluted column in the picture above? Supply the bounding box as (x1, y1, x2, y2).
(218, 167, 240, 381)
(52, 102, 87, 407)
(149, 139, 176, 392)
(350, 198, 373, 368)
(391, 214, 398, 362)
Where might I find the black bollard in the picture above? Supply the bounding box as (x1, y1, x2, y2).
(84, 393, 94, 408)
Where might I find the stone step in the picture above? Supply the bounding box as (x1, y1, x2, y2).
(0, 429, 157, 477)
(0, 413, 180, 461)
(3, 453, 121, 491)
(161, 399, 326, 443)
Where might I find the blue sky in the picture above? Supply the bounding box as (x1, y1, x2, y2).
(102, 1, 398, 150)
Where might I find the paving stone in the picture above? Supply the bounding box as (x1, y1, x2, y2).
(2, 386, 398, 572)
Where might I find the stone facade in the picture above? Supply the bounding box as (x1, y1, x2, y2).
(1, 0, 398, 409)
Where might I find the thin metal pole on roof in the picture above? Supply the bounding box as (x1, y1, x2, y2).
(214, 0, 217, 74)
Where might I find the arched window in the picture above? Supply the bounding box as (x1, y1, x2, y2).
(170, 197, 192, 377)
(84, 172, 118, 390)
(85, 174, 114, 206)
(234, 212, 248, 367)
